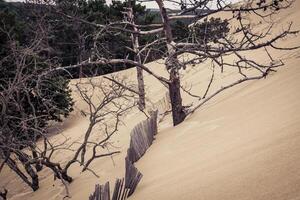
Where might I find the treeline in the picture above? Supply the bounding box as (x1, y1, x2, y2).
(0, 0, 162, 78)
(1, 0, 288, 196)
(1, 0, 223, 78)
(0, 0, 228, 148)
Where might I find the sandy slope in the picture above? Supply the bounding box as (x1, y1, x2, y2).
(1, 1, 300, 200)
(130, 58, 300, 200)
(129, 2, 300, 199)
(0, 48, 169, 200)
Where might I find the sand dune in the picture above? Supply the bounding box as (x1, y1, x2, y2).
(130, 57, 300, 200)
(129, 2, 300, 199)
(1, 1, 300, 200)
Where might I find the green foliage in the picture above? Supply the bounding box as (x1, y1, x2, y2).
(172, 20, 190, 42)
(191, 17, 230, 43)
(0, 5, 74, 144)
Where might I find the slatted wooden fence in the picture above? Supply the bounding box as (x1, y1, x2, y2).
(89, 110, 158, 200)
(89, 159, 142, 200)
(89, 182, 110, 200)
(126, 110, 158, 163)
(150, 92, 171, 122)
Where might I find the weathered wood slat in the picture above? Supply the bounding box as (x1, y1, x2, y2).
(112, 179, 121, 200)
(127, 172, 143, 197)
(104, 182, 110, 200)
(120, 178, 127, 200)
(89, 110, 158, 200)
(151, 92, 170, 115)
(127, 110, 158, 163)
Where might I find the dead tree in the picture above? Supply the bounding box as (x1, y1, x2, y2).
(63, 75, 137, 175)
(123, 1, 146, 111)
(0, 71, 137, 192)
(1, 0, 299, 196)
(54, 0, 299, 126)
(0, 3, 138, 196)
(1, 67, 137, 196)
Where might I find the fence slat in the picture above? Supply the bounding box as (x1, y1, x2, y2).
(89, 110, 158, 200)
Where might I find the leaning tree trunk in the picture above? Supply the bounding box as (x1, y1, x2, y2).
(32, 150, 42, 172)
(17, 153, 39, 191)
(169, 68, 186, 125)
(156, 0, 186, 125)
(42, 159, 73, 183)
(6, 157, 39, 191)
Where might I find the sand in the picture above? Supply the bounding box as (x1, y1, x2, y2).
(1, 1, 300, 200)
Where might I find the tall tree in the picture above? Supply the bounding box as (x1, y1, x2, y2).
(57, 0, 299, 126)
(124, 0, 146, 110)
(0, 2, 74, 191)
(0, 0, 140, 194)
(1, 0, 299, 196)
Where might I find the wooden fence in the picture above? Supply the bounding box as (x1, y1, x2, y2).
(89, 110, 158, 200)
(126, 110, 158, 163)
(89, 159, 142, 200)
(150, 92, 171, 122)
(152, 92, 171, 116)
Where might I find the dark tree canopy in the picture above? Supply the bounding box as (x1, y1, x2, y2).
(0, 4, 74, 144)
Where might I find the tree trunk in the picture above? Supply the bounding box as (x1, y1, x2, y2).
(61, 171, 73, 183)
(169, 69, 186, 126)
(32, 150, 42, 172)
(135, 57, 145, 110)
(17, 153, 39, 191)
(6, 157, 39, 191)
(156, 0, 186, 126)
(127, 3, 146, 110)
(42, 160, 73, 183)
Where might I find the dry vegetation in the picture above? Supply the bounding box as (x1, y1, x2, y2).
(1, 0, 300, 199)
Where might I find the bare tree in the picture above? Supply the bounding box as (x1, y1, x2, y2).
(0, 50, 137, 191)
(63, 75, 137, 175)
(0, 3, 138, 196)
(123, 1, 146, 111)
(55, 0, 299, 126)
(0, 57, 137, 196)
(1, 0, 299, 196)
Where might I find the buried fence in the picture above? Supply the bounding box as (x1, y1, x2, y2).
(126, 110, 158, 163)
(89, 159, 142, 200)
(89, 110, 158, 200)
(150, 92, 171, 122)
